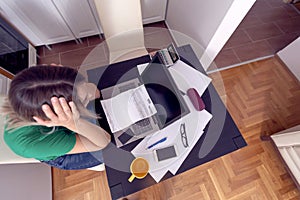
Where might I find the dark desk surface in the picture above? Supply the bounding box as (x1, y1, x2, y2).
(87, 45, 247, 200)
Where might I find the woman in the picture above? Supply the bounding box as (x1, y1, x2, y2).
(1, 65, 111, 170)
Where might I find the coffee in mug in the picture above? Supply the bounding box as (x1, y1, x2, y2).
(128, 157, 149, 182)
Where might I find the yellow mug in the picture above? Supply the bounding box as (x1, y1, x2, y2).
(128, 157, 149, 182)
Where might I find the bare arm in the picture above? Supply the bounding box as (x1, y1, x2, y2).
(33, 97, 111, 153)
(76, 82, 101, 107)
(68, 117, 111, 153)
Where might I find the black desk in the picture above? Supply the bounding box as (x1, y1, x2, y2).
(87, 45, 247, 200)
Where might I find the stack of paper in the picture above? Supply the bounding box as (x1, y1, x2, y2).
(131, 60, 213, 182)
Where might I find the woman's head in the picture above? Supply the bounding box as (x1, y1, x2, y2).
(8, 65, 86, 122)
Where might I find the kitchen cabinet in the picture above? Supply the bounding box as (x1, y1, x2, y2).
(0, 0, 102, 46)
(0, 0, 167, 46)
(0, 73, 11, 95)
(141, 0, 167, 24)
(0, 0, 75, 46)
(52, 0, 102, 39)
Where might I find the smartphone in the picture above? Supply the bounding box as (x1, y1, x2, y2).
(167, 43, 179, 64)
(153, 145, 178, 162)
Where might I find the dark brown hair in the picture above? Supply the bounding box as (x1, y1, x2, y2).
(8, 65, 86, 122)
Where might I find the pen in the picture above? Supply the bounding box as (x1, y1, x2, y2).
(147, 137, 167, 149)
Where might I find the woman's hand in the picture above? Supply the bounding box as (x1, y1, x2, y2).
(33, 97, 80, 131)
(34, 96, 111, 151)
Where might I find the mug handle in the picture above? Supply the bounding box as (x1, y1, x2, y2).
(128, 174, 135, 182)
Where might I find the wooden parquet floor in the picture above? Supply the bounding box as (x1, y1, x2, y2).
(52, 56, 300, 200)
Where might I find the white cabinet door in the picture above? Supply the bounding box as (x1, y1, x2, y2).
(0, 1, 42, 45)
(0, 0, 166, 46)
(88, 0, 104, 34)
(141, 0, 167, 24)
(53, 0, 102, 39)
(0, 73, 11, 95)
(0, 0, 75, 46)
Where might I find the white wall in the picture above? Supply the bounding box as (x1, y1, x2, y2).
(277, 37, 300, 81)
(166, 0, 256, 70)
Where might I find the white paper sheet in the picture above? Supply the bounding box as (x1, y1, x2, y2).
(100, 85, 157, 132)
(169, 60, 212, 96)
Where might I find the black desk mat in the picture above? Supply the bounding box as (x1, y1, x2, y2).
(87, 45, 247, 200)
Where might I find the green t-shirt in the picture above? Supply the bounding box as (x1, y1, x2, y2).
(4, 125, 76, 161)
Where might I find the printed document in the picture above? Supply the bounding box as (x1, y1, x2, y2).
(100, 85, 157, 133)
